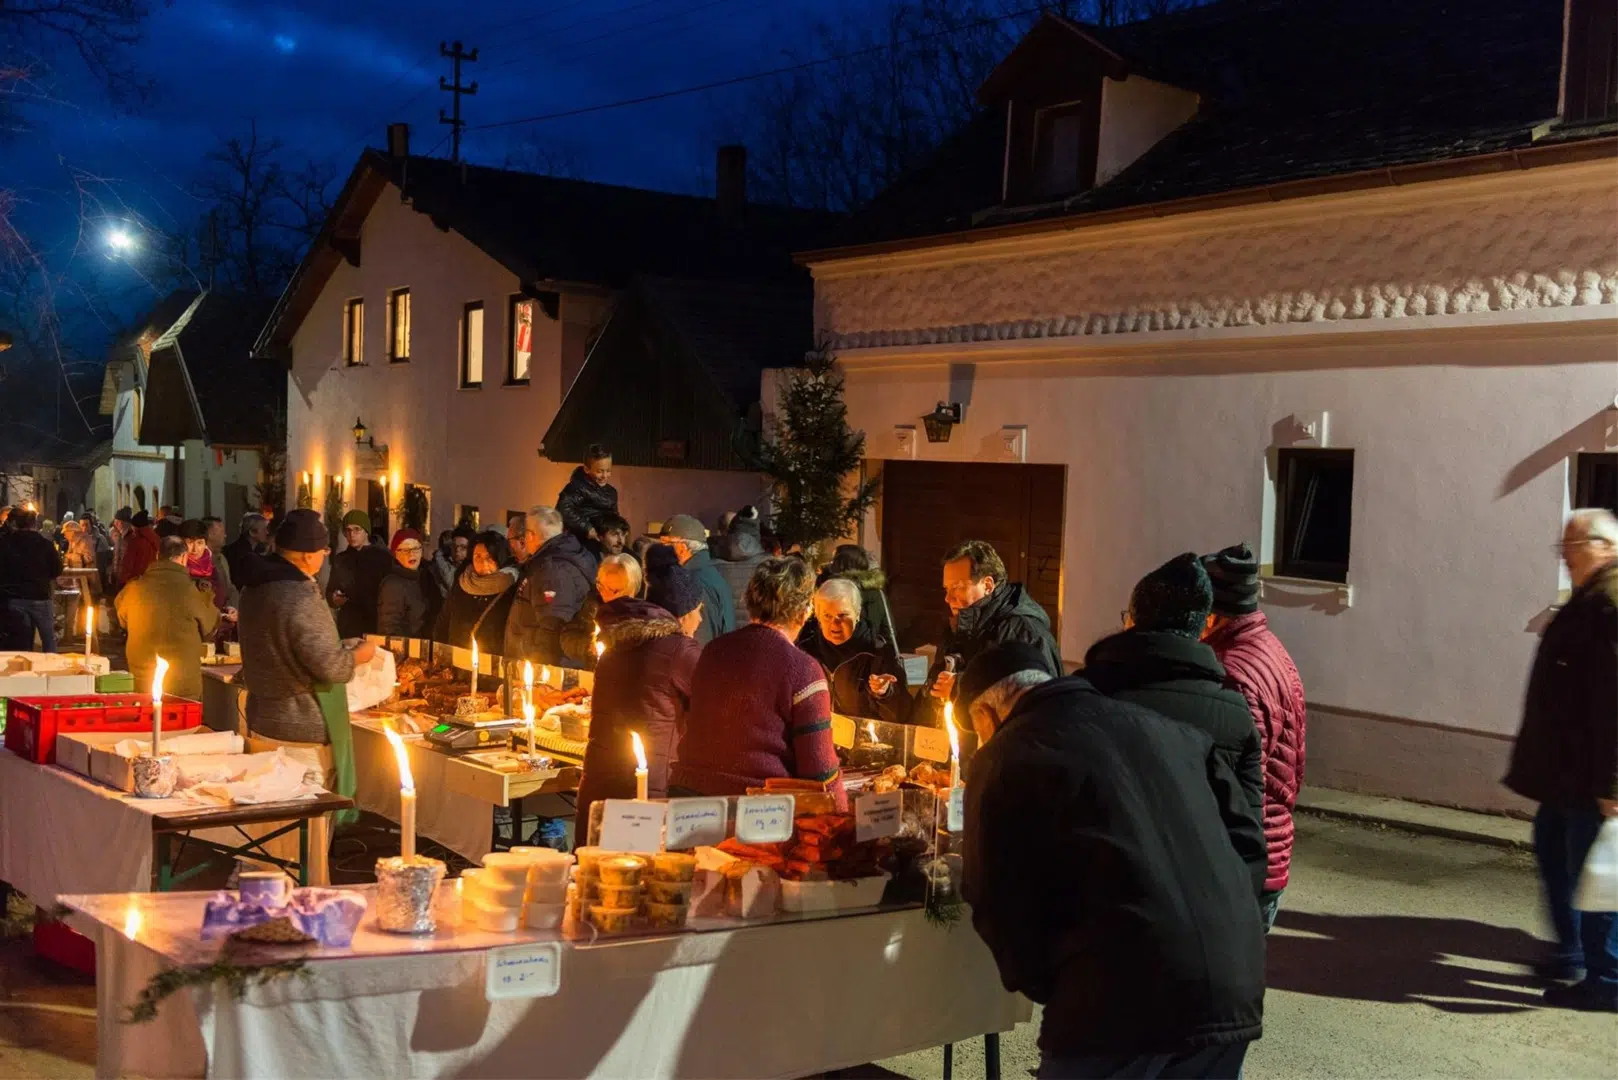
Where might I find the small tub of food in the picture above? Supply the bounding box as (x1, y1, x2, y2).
(480, 852, 536, 888)
(587, 905, 638, 934)
(465, 873, 525, 908)
(573, 846, 607, 873)
(644, 901, 689, 930)
(596, 883, 642, 909)
(645, 879, 694, 904)
(652, 852, 697, 882)
(598, 856, 645, 888)
(525, 881, 567, 905)
(469, 896, 521, 932)
(526, 855, 573, 886)
(525, 901, 565, 930)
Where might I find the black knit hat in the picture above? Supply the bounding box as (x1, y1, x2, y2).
(180, 519, 209, 541)
(958, 642, 1055, 711)
(1202, 542, 1260, 616)
(275, 508, 330, 553)
(646, 562, 702, 619)
(1129, 552, 1214, 637)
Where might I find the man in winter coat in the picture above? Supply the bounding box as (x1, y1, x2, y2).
(1201, 542, 1308, 931)
(1505, 508, 1618, 1012)
(1083, 552, 1267, 901)
(797, 577, 909, 724)
(555, 444, 619, 544)
(0, 508, 64, 651)
(114, 535, 219, 700)
(714, 507, 767, 629)
(923, 539, 1062, 724)
(962, 651, 1266, 1078)
(327, 510, 392, 639)
(506, 506, 597, 665)
(659, 514, 735, 645)
(222, 512, 269, 584)
(377, 530, 428, 637)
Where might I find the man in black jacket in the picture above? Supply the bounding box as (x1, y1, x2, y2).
(326, 511, 393, 639)
(963, 660, 1265, 1079)
(555, 444, 619, 545)
(506, 506, 597, 665)
(0, 508, 64, 650)
(1505, 508, 1618, 1012)
(1084, 552, 1267, 900)
(922, 539, 1062, 724)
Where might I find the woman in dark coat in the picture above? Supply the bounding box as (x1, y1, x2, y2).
(432, 530, 518, 653)
(797, 577, 909, 724)
(576, 592, 701, 829)
(821, 544, 898, 650)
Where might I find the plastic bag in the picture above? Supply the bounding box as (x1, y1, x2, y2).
(345, 645, 397, 713)
(1573, 817, 1618, 912)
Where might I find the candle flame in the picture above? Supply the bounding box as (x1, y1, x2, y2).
(122, 904, 142, 941)
(382, 724, 415, 793)
(523, 660, 533, 690)
(540, 665, 550, 685)
(866, 721, 879, 741)
(524, 702, 535, 724)
(631, 731, 647, 771)
(594, 640, 605, 659)
(152, 656, 169, 704)
(941, 699, 952, 732)
(946, 714, 960, 763)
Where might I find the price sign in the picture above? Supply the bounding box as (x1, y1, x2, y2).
(855, 791, 902, 842)
(830, 714, 857, 750)
(735, 795, 795, 844)
(912, 726, 950, 763)
(947, 786, 965, 832)
(665, 797, 729, 850)
(485, 941, 561, 1000)
(597, 799, 666, 853)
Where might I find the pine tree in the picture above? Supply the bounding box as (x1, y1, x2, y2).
(758, 342, 879, 561)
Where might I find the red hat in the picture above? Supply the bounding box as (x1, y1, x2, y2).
(390, 528, 423, 552)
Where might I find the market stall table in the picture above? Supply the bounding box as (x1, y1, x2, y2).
(67, 885, 1028, 1079)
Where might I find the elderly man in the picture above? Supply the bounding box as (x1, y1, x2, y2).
(115, 535, 219, 700)
(659, 514, 734, 645)
(960, 642, 1266, 1078)
(327, 510, 392, 639)
(223, 512, 269, 583)
(922, 539, 1061, 724)
(556, 443, 619, 544)
(506, 505, 596, 666)
(1506, 508, 1618, 1012)
(797, 577, 908, 724)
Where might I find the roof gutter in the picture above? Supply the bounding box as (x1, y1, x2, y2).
(796, 135, 1618, 265)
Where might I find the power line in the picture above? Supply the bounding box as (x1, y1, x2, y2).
(438, 41, 480, 163)
(470, 3, 1041, 132)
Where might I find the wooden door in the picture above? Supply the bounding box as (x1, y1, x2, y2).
(879, 461, 1064, 653)
(365, 480, 389, 542)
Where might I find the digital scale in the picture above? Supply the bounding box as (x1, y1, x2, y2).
(424, 716, 522, 753)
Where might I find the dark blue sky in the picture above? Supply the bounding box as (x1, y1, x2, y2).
(9, 0, 865, 318)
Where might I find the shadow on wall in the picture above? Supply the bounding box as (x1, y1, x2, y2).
(1268, 910, 1546, 1014)
(1499, 406, 1617, 499)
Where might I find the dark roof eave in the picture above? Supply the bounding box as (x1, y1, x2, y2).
(797, 135, 1618, 265)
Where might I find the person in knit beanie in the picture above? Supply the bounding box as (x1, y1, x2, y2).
(1203, 543, 1261, 617)
(1128, 552, 1215, 636)
(646, 561, 705, 639)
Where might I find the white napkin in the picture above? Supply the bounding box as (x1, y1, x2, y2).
(112, 731, 244, 758)
(346, 646, 398, 713)
(180, 749, 324, 806)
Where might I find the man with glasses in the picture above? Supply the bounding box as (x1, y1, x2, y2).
(1505, 508, 1618, 1013)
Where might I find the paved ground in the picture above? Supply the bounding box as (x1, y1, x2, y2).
(1, 814, 1612, 1078)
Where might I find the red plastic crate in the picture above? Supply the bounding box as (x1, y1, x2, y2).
(3, 694, 204, 764)
(33, 917, 95, 976)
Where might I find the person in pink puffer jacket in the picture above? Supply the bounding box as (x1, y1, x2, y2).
(1202, 542, 1308, 931)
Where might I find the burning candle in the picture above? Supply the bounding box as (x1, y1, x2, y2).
(523, 660, 534, 712)
(84, 603, 95, 659)
(122, 903, 142, 942)
(469, 641, 479, 697)
(151, 656, 169, 757)
(382, 725, 417, 861)
(944, 701, 960, 791)
(540, 665, 550, 687)
(524, 702, 537, 761)
(592, 624, 604, 662)
(631, 731, 648, 800)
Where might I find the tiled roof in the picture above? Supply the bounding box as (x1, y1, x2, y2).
(636, 277, 813, 411)
(835, 0, 1589, 245)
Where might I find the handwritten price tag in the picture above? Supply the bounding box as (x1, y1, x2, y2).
(912, 726, 950, 764)
(485, 941, 561, 1000)
(597, 799, 666, 853)
(855, 791, 902, 842)
(735, 794, 795, 844)
(947, 786, 965, 832)
(665, 797, 729, 850)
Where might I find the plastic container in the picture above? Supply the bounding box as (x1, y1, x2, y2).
(471, 902, 521, 933)
(463, 869, 525, 908)
(525, 881, 567, 905)
(573, 846, 607, 874)
(3, 694, 203, 764)
(586, 905, 637, 934)
(524, 901, 565, 930)
(644, 901, 689, 930)
(779, 872, 891, 914)
(480, 852, 538, 887)
(598, 856, 644, 888)
(652, 852, 697, 882)
(596, 883, 641, 909)
(645, 879, 694, 904)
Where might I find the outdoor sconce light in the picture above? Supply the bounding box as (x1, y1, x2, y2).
(922, 402, 962, 443)
(352, 417, 371, 447)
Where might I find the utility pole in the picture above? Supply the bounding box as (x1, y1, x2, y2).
(438, 40, 479, 163)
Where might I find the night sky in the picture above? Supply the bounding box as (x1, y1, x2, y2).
(8, 0, 863, 323)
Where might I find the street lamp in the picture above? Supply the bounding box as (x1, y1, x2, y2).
(352, 417, 372, 447)
(106, 227, 138, 253)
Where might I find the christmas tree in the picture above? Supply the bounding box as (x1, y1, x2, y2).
(758, 342, 879, 561)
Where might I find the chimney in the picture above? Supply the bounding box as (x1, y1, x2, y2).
(387, 122, 410, 160)
(716, 144, 747, 224)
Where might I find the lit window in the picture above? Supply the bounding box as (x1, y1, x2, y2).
(508, 296, 533, 384)
(343, 298, 364, 366)
(388, 289, 410, 362)
(461, 302, 484, 388)
(1275, 449, 1354, 583)
(1030, 101, 1087, 199)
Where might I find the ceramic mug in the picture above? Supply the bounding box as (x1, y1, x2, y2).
(238, 869, 295, 907)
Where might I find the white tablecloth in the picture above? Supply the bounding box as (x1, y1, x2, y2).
(89, 907, 1027, 1079)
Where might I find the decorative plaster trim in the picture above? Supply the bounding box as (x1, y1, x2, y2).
(832, 304, 1618, 368)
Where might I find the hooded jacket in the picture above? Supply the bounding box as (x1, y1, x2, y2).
(238, 553, 357, 744)
(327, 541, 393, 639)
(1506, 562, 1618, 807)
(1083, 628, 1267, 899)
(684, 547, 736, 645)
(377, 562, 429, 638)
(920, 582, 1062, 724)
(797, 616, 909, 724)
(1204, 611, 1308, 892)
(963, 676, 1266, 1058)
(114, 559, 219, 700)
(714, 525, 767, 629)
(576, 598, 702, 827)
(505, 532, 597, 665)
(555, 466, 619, 542)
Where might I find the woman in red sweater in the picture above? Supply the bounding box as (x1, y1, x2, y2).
(672, 557, 845, 808)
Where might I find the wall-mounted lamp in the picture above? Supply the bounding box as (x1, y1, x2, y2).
(922, 402, 962, 443)
(352, 417, 371, 447)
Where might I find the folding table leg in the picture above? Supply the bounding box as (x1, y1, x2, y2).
(985, 1032, 1001, 1080)
(298, 820, 309, 885)
(154, 833, 173, 892)
(942, 1042, 954, 1080)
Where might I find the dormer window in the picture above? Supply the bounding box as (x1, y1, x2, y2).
(1031, 101, 1090, 199)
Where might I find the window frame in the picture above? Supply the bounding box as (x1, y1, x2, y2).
(1273, 447, 1355, 584)
(1575, 451, 1618, 515)
(387, 288, 411, 363)
(507, 295, 533, 386)
(1029, 99, 1089, 200)
(460, 301, 485, 389)
(343, 298, 365, 367)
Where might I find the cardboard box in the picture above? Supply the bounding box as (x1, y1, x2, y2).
(0, 674, 49, 699)
(46, 673, 97, 696)
(54, 730, 127, 783)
